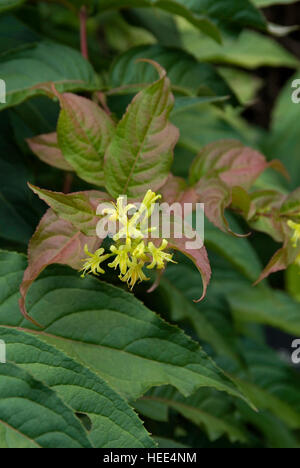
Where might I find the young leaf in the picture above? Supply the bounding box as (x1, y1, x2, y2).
(2, 327, 155, 448)
(160, 174, 188, 204)
(167, 226, 212, 302)
(195, 176, 233, 235)
(28, 184, 110, 236)
(104, 61, 179, 199)
(57, 93, 115, 186)
(27, 132, 72, 171)
(19, 209, 101, 324)
(190, 139, 285, 190)
(0, 362, 92, 448)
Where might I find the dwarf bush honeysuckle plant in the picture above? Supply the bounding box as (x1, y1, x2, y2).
(20, 60, 294, 327)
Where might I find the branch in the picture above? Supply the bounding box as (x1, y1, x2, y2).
(79, 6, 89, 60)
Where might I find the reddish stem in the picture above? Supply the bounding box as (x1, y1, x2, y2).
(79, 6, 89, 60)
(63, 172, 73, 194)
(96, 92, 112, 116)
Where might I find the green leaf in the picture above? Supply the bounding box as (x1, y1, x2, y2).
(0, 250, 251, 406)
(138, 386, 247, 443)
(96, 0, 266, 42)
(0, 42, 101, 110)
(267, 71, 300, 189)
(0, 362, 92, 448)
(228, 286, 300, 336)
(104, 62, 179, 198)
(0, 112, 44, 245)
(157, 275, 240, 361)
(235, 340, 300, 431)
(171, 104, 262, 156)
(181, 29, 299, 69)
(217, 67, 263, 105)
(0, 0, 25, 13)
(124, 8, 183, 48)
(178, 249, 300, 336)
(204, 214, 263, 282)
(286, 263, 300, 302)
(109, 45, 238, 105)
(253, 0, 299, 6)
(237, 402, 299, 449)
(57, 93, 115, 186)
(1, 327, 155, 448)
(0, 15, 40, 53)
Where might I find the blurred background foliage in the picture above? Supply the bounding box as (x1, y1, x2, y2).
(1, 0, 300, 448)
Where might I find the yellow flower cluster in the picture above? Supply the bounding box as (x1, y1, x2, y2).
(81, 190, 175, 289)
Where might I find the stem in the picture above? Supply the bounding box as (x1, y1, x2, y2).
(63, 172, 73, 194)
(79, 6, 89, 60)
(96, 92, 112, 116)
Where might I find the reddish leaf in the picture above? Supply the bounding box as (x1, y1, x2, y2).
(169, 235, 211, 303)
(255, 247, 288, 285)
(248, 190, 286, 243)
(231, 186, 255, 220)
(57, 93, 115, 186)
(160, 174, 187, 204)
(190, 139, 286, 190)
(19, 209, 101, 326)
(160, 175, 198, 217)
(27, 132, 73, 171)
(255, 220, 300, 284)
(29, 184, 111, 236)
(195, 177, 248, 237)
(163, 217, 211, 302)
(104, 60, 179, 199)
(280, 188, 300, 217)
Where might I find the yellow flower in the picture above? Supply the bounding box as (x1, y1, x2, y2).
(132, 241, 147, 260)
(108, 239, 132, 275)
(147, 239, 176, 270)
(80, 245, 111, 278)
(120, 258, 149, 290)
(102, 196, 135, 223)
(81, 190, 174, 289)
(139, 189, 161, 218)
(288, 220, 300, 248)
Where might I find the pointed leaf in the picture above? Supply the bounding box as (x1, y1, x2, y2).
(167, 227, 211, 303)
(27, 132, 72, 171)
(19, 209, 101, 324)
(29, 184, 110, 236)
(2, 327, 155, 448)
(139, 386, 247, 443)
(195, 177, 232, 234)
(0, 42, 101, 110)
(190, 139, 284, 190)
(109, 44, 238, 106)
(57, 93, 115, 187)
(0, 251, 250, 406)
(0, 362, 92, 448)
(104, 61, 179, 199)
